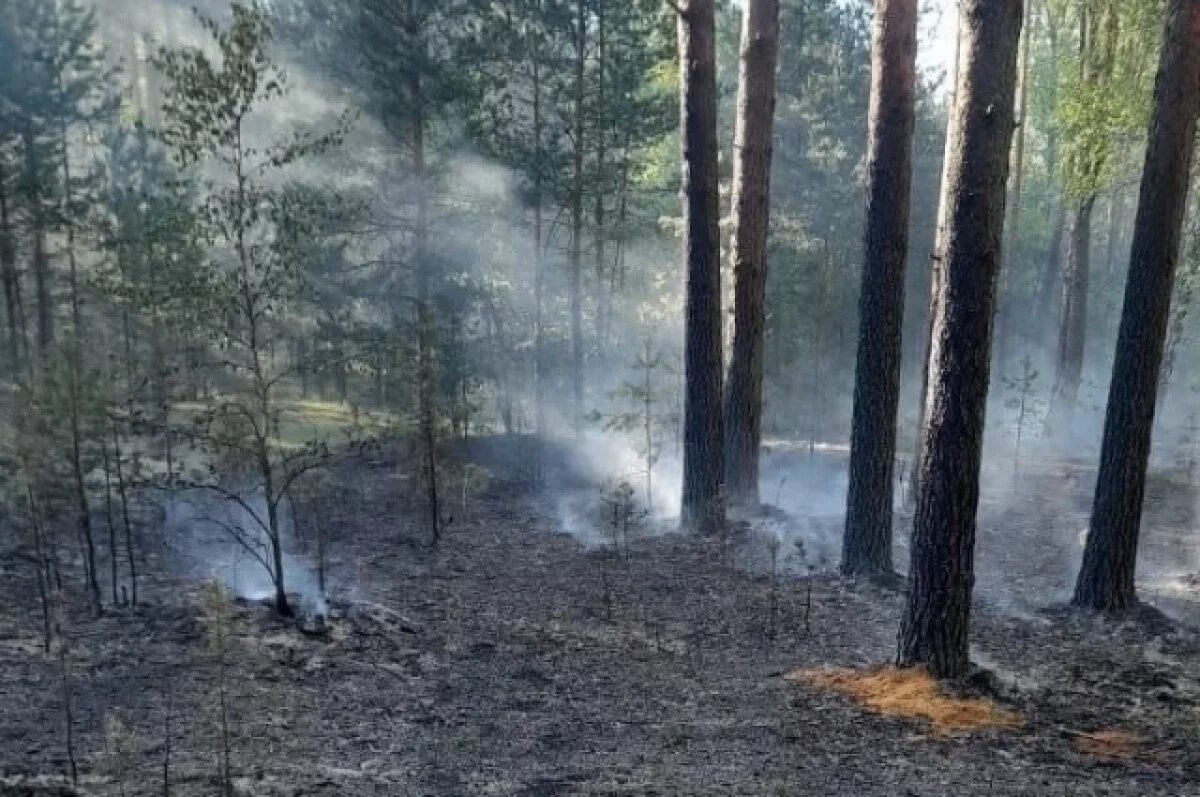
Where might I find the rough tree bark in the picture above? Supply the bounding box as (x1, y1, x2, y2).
(842, 0, 918, 575)
(1074, 0, 1200, 612)
(723, 0, 780, 510)
(678, 0, 725, 535)
(898, 0, 1022, 679)
(912, 0, 961, 507)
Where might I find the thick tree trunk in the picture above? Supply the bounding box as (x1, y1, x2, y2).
(912, 0, 961, 507)
(723, 0, 780, 509)
(678, 0, 725, 535)
(1048, 193, 1095, 426)
(898, 0, 1022, 679)
(1073, 0, 1200, 612)
(842, 0, 918, 574)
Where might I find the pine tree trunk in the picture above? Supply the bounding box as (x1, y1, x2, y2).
(0, 157, 20, 378)
(842, 0, 918, 574)
(912, 0, 961, 507)
(678, 0, 725, 535)
(594, 2, 610, 353)
(898, 0, 1022, 679)
(71, 394, 101, 614)
(995, 0, 1033, 373)
(1037, 199, 1067, 335)
(724, 0, 780, 509)
(112, 423, 137, 607)
(1035, 9, 1065, 341)
(20, 127, 53, 360)
(1049, 193, 1095, 426)
(532, 55, 547, 463)
(102, 440, 119, 606)
(1105, 185, 1123, 278)
(407, 0, 440, 545)
(1074, 0, 1200, 612)
(569, 0, 587, 433)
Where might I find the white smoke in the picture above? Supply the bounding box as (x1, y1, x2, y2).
(163, 489, 328, 615)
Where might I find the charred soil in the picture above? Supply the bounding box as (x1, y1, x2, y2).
(2, 438, 1199, 795)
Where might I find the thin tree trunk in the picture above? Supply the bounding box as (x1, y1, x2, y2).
(1037, 201, 1068, 330)
(1105, 184, 1123, 278)
(21, 127, 53, 360)
(569, 0, 587, 432)
(995, 0, 1034, 372)
(407, 0, 440, 546)
(610, 139, 632, 318)
(678, 0, 725, 535)
(898, 0, 1023, 679)
(532, 55, 547, 463)
(112, 423, 137, 607)
(1049, 193, 1095, 425)
(1074, 0, 1200, 612)
(842, 0, 918, 574)
(594, 2, 610, 352)
(1158, 240, 1197, 405)
(102, 440, 120, 606)
(0, 157, 21, 378)
(59, 96, 101, 616)
(70, 393, 101, 614)
(59, 647, 78, 786)
(1035, 0, 1065, 340)
(31, 486, 53, 653)
(724, 0, 780, 510)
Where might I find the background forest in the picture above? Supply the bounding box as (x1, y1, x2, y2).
(1, 0, 1192, 521)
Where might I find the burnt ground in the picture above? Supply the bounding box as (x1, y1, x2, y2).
(2, 437, 1200, 796)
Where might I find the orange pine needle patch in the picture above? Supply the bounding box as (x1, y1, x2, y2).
(786, 666, 1023, 734)
(1071, 729, 1143, 760)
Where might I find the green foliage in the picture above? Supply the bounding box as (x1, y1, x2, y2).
(1055, 0, 1162, 199)
(590, 340, 679, 511)
(153, 1, 349, 407)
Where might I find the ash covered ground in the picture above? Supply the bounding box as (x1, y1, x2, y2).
(2, 437, 1200, 796)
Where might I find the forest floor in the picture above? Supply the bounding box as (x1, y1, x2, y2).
(2, 436, 1200, 796)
